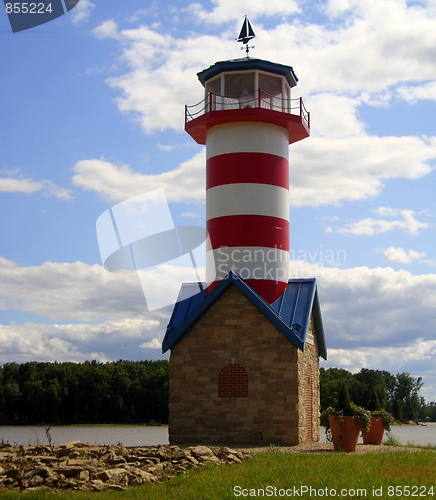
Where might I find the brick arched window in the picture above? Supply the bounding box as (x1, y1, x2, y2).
(218, 364, 248, 397)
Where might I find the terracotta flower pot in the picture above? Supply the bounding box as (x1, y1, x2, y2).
(328, 414, 361, 452)
(362, 417, 385, 445)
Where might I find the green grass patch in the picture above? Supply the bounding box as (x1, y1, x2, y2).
(0, 449, 435, 499)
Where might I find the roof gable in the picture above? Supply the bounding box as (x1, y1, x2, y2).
(162, 272, 327, 359)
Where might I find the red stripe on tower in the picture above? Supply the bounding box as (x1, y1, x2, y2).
(207, 153, 289, 190)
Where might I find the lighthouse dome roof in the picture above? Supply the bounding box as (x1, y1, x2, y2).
(197, 57, 299, 89)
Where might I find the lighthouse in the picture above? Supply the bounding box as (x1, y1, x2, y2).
(184, 18, 310, 304)
(163, 19, 326, 446)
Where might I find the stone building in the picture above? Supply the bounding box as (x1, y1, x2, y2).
(163, 273, 327, 445)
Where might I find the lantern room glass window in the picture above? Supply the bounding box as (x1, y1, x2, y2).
(204, 70, 291, 112)
(224, 72, 255, 98)
(206, 76, 221, 96)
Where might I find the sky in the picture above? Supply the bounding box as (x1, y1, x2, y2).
(1, 0, 436, 402)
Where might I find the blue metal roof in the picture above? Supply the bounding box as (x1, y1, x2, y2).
(197, 57, 299, 88)
(162, 272, 327, 359)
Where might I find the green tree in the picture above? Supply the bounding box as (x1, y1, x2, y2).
(392, 372, 423, 422)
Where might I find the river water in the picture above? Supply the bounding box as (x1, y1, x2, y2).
(0, 423, 435, 448)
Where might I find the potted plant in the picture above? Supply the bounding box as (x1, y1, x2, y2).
(321, 382, 371, 452)
(362, 388, 394, 445)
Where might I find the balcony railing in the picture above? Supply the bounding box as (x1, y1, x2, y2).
(185, 89, 310, 129)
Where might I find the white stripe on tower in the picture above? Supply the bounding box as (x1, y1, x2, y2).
(206, 122, 290, 303)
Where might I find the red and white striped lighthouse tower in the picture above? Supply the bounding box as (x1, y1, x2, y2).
(185, 19, 310, 304)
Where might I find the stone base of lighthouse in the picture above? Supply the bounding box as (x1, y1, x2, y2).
(167, 283, 322, 445)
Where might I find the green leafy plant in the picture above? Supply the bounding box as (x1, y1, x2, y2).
(366, 387, 395, 431)
(367, 387, 382, 411)
(321, 382, 371, 435)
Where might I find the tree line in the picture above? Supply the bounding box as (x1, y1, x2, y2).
(0, 360, 434, 425)
(0, 360, 169, 425)
(320, 367, 436, 422)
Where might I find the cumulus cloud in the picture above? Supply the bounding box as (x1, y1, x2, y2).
(92, 19, 119, 39)
(290, 136, 435, 207)
(291, 262, 436, 351)
(0, 256, 206, 321)
(383, 247, 427, 264)
(71, 154, 205, 203)
(0, 170, 72, 200)
(186, 0, 300, 23)
(327, 208, 430, 235)
(90, 22, 235, 133)
(0, 318, 164, 364)
(0, 257, 146, 321)
(69, 0, 95, 25)
(139, 337, 162, 349)
(397, 81, 436, 103)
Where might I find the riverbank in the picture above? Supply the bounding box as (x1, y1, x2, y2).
(0, 441, 248, 492)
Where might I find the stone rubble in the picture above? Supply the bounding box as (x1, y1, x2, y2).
(0, 441, 249, 492)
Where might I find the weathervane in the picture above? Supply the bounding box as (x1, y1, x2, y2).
(236, 15, 255, 57)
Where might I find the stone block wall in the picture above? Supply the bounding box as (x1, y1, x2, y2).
(169, 285, 320, 445)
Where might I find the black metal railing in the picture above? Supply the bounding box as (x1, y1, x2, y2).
(185, 89, 310, 129)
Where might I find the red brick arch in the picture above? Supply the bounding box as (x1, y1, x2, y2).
(218, 364, 248, 397)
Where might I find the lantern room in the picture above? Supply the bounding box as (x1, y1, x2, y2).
(200, 58, 297, 109)
(185, 58, 310, 145)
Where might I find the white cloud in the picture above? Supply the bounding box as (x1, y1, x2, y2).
(156, 142, 194, 152)
(186, 0, 300, 23)
(383, 246, 427, 264)
(139, 337, 162, 349)
(289, 261, 436, 355)
(373, 207, 402, 217)
(397, 81, 436, 103)
(0, 318, 163, 364)
(0, 171, 73, 200)
(69, 0, 95, 25)
(0, 256, 206, 322)
(92, 19, 119, 39)
(0, 257, 145, 321)
(322, 339, 436, 399)
(71, 153, 205, 203)
(329, 208, 430, 235)
(181, 211, 200, 218)
(290, 134, 435, 207)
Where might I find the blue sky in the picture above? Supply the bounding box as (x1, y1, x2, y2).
(1, 0, 436, 401)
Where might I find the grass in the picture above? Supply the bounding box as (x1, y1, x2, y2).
(0, 448, 435, 499)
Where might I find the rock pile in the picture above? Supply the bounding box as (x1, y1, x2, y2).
(0, 441, 249, 492)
